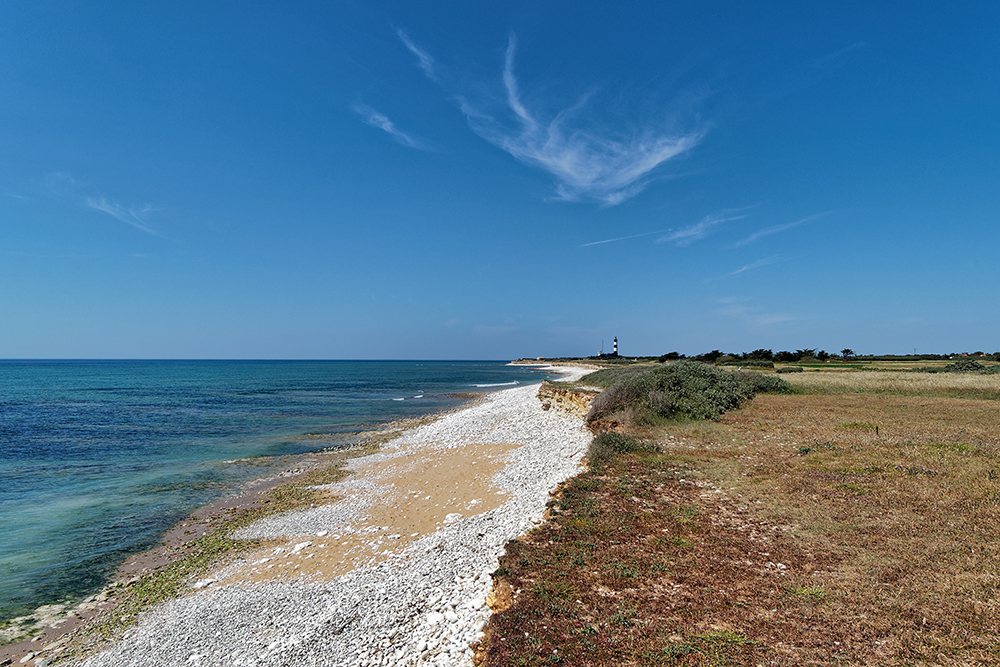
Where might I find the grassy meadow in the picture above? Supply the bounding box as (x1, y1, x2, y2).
(476, 362, 1000, 666)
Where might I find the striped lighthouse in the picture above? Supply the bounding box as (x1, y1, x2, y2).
(613, 337, 618, 355)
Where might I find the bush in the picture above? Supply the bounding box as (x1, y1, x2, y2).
(585, 361, 791, 427)
(944, 359, 986, 373)
(912, 360, 1000, 374)
(581, 364, 655, 389)
(587, 432, 648, 466)
(776, 366, 804, 374)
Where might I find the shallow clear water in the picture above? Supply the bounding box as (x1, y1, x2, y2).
(0, 360, 554, 621)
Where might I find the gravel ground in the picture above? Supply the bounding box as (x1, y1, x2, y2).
(75, 366, 591, 667)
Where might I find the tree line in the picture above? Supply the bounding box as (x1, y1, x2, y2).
(654, 349, 1000, 363)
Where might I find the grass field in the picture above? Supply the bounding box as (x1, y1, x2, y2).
(786, 369, 1000, 401)
(475, 366, 1000, 666)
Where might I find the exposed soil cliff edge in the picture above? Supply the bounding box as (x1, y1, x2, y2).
(536, 381, 596, 418)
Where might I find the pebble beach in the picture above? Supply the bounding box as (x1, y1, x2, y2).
(71, 365, 592, 667)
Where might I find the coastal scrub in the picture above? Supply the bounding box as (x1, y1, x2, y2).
(585, 361, 791, 428)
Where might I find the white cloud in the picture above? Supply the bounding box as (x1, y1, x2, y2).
(714, 298, 800, 327)
(397, 29, 438, 81)
(85, 197, 160, 235)
(37, 173, 163, 236)
(809, 42, 866, 70)
(579, 229, 667, 247)
(731, 212, 828, 248)
(352, 103, 433, 150)
(44, 172, 79, 196)
(475, 36, 703, 205)
(658, 213, 745, 246)
(401, 31, 704, 205)
(731, 255, 780, 275)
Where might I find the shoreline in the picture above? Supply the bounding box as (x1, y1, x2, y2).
(0, 390, 488, 664)
(4, 365, 592, 667)
(0, 427, 411, 666)
(76, 365, 591, 667)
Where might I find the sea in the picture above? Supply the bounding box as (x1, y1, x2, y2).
(0, 360, 557, 624)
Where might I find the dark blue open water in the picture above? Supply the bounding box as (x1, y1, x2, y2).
(0, 360, 555, 622)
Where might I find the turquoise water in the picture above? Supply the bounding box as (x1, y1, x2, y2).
(0, 360, 554, 622)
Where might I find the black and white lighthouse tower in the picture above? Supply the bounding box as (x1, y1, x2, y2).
(613, 337, 618, 355)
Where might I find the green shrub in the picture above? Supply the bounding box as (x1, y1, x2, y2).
(720, 359, 774, 368)
(580, 364, 656, 389)
(740, 372, 793, 393)
(585, 361, 791, 427)
(944, 359, 986, 373)
(776, 366, 804, 374)
(909, 360, 998, 374)
(587, 432, 652, 467)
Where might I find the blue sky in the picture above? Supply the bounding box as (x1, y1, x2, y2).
(2, 1, 998, 359)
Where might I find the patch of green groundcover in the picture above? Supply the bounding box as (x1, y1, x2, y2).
(584, 360, 791, 427)
(587, 432, 657, 468)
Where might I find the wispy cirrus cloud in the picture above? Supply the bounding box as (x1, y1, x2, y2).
(658, 213, 746, 247)
(85, 197, 160, 236)
(580, 229, 667, 247)
(352, 102, 434, 150)
(714, 297, 801, 327)
(731, 255, 780, 275)
(583, 204, 761, 248)
(39, 173, 162, 236)
(400, 31, 704, 205)
(731, 212, 828, 248)
(397, 29, 438, 81)
(808, 42, 866, 70)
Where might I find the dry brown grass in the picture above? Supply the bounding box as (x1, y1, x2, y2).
(709, 391, 1000, 664)
(477, 369, 1000, 666)
(784, 369, 1000, 400)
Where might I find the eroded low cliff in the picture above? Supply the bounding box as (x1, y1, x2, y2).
(536, 381, 596, 418)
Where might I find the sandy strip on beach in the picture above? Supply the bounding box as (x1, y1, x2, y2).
(223, 440, 524, 584)
(50, 363, 594, 667)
